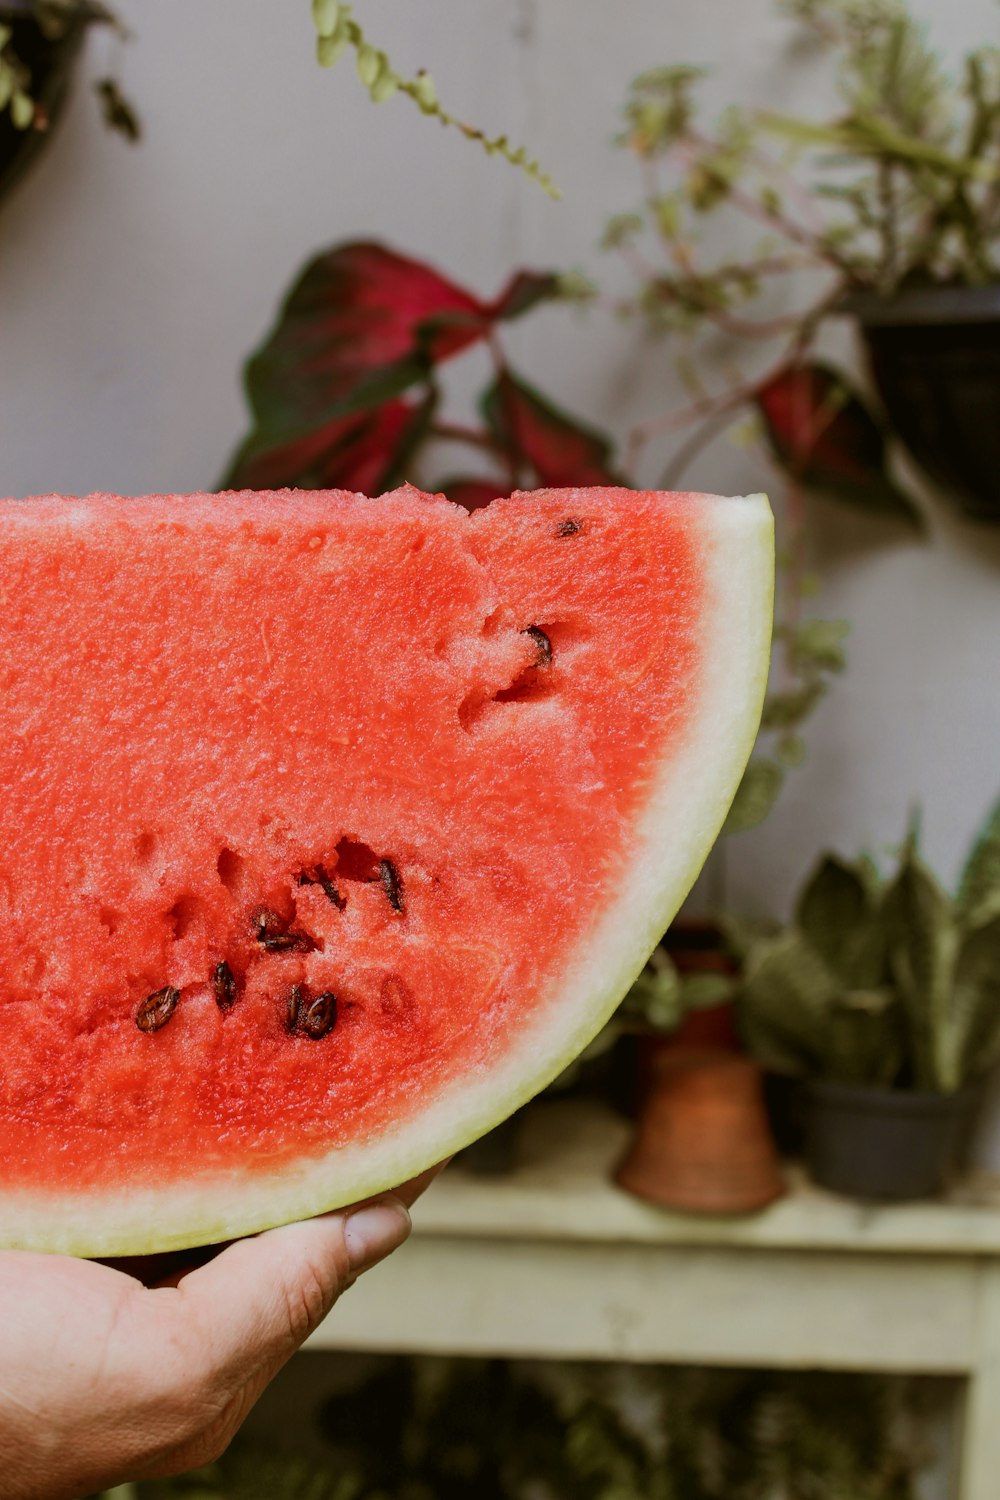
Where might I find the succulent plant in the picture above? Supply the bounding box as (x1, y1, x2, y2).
(730, 796, 1000, 1093)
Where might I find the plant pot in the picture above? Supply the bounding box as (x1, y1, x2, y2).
(802, 1078, 973, 1202)
(0, 0, 101, 204)
(616, 1051, 785, 1214)
(847, 284, 1000, 524)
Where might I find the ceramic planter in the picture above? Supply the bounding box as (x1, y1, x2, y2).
(802, 1077, 973, 1202)
(847, 284, 1000, 524)
(616, 1051, 785, 1214)
(0, 0, 101, 204)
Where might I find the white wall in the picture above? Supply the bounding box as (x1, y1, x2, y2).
(2, 0, 998, 976)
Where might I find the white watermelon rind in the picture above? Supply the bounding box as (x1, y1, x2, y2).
(3, 492, 773, 1257)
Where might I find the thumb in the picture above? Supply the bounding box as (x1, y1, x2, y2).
(167, 1195, 411, 1374)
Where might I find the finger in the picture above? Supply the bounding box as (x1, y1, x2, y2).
(376, 1158, 451, 1211)
(108, 1161, 446, 1292)
(161, 1194, 411, 1374)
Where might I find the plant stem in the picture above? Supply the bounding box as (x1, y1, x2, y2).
(877, 159, 899, 291)
(431, 422, 504, 455)
(656, 402, 749, 489)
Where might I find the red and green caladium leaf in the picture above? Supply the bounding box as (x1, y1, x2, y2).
(755, 361, 923, 530)
(229, 398, 434, 496)
(481, 369, 622, 488)
(222, 242, 560, 491)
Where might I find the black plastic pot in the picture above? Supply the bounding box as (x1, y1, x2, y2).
(0, 0, 101, 204)
(847, 284, 1000, 524)
(803, 1078, 973, 1202)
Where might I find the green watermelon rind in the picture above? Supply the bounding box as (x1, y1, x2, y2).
(4, 492, 773, 1257)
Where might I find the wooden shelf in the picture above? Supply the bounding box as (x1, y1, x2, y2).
(306, 1098, 1000, 1500)
(396, 1098, 1000, 1256)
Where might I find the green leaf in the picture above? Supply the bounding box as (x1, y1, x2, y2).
(717, 911, 779, 963)
(601, 212, 646, 250)
(316, 31, 349, 67)
(621, 953, 683, 1032)
(480, 369, 621, 487)
(761, 681, 827, 731)
(93, 79, 141, 143)
(492, 270, 563, 322)
(796, 855, 879, 983)
(737, 931, 841, 1076)
(882, 847, 960, 1091)
(370, 61, 399, 104)
(787, 618, 850, 675)
(955, 916, 1000, 1081)
(722, 758, 784, 834)
(679, 972, 737, 1009)
(957, 792, 1000, 929)
(756, 362, 925, 529)
(759, 109, 994, 180)
(826, 988, 904, 1087)
(10, 90, 32, 130)
(355, 42, 381, 88)
(776, 733, 807, 768)
(311, 0, 341, 37)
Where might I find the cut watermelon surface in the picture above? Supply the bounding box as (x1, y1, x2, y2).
(0, 485, 772, 1256)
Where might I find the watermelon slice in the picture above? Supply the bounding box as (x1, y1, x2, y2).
(0, 485, 772, 1256)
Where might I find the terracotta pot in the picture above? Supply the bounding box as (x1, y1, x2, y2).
(616, 1051, 785, 1214)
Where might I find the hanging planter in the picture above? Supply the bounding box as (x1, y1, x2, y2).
(847, 284, 1000, 526)
(0, 0, 135, 207)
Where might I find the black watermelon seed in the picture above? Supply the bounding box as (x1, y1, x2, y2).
(299, 865, 346, 910)
(522, 625, 552, 666)
(379, 859, 404, 913)
(556, 517, 582, 537)
(254, 909, 316, 953)
(287, 983, 304, 1032)
(300, 991, 337, 1039)
(212, 960, 238, 1012)
(136, 985, 179, 1033)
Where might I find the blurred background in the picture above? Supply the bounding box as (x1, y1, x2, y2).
(4, 2, 1000, 1496)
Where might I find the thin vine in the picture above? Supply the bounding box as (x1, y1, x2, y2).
(310, 0, 561, 199)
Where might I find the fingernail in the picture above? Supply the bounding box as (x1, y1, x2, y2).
(344, 1198, 411, 1274)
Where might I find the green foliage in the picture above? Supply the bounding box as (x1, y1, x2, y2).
(735, 798, 1000, 1092)
(221, 239, 618, 502)
(617, 0, 1000, 294)
(607, 0, 992, 836)
(725, 615, 850, 834)
(619, 945, 736, 1033)
(0, 1, 136, 142)
(142, 1357, 923, 1500)
(309, 1, 560, 198)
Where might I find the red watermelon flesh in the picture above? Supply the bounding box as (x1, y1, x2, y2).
(0, 485, 772, 1255)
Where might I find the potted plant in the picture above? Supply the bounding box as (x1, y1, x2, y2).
(606, 0, 1000, 524)
(729, 796, 1000, 1201)
(0, 0, 136, 204)
(612, 941, 785, 1213)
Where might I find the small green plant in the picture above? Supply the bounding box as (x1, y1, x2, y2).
(619, 943, 736, 1033)
(0, 1, 136, 138)
(139, 1356, 924, 1500)
(729, 794, 1000, 1092)
(604, 0, 1000, 827)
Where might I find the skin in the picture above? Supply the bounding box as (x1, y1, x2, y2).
(0, 1168, 440, 1500)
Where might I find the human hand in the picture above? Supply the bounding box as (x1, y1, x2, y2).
(0, 1169, 439, 1500)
